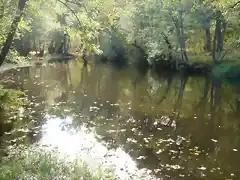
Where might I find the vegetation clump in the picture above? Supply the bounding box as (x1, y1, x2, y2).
(0, 145, 115, 180)
(0, 86, 26, 113)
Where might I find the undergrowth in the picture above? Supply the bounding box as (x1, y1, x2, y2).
(0, 145, 115, 180)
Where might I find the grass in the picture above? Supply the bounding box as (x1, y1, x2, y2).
(187, 51, 240, 64)
(0, 146, 115, 180)
(0, 86, 26, 113)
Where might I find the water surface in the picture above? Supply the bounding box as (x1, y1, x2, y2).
(0, 60, 240, 180)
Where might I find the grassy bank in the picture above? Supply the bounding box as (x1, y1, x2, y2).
(187, 51, 240, 64)
(0, 146, 114, 180)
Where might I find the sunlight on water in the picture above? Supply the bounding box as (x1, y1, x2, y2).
(39, 115, 158, 180)
(1, 63, 240, 179)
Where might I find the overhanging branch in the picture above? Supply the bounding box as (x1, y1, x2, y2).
(56, 0, 82, 28)
(231, 1, 240, 8)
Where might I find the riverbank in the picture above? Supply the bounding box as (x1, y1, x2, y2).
(0, 145, 114, 180)
(151, 59, 212, 76)
(1, 52, 240, 80)
(0, 54, 77, 73)
(150, 52, 240, 77)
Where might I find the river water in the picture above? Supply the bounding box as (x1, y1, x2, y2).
(0, 59, 240, 180)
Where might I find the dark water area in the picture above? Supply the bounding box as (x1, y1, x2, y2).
(1, 59, 240, 179)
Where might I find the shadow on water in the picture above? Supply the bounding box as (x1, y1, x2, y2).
(1, 59, 240, 179)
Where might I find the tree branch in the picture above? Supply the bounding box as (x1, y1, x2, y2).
(64, 0, 93, 19)
(56, 0, 82, 28)
(231, 1, 240, 8)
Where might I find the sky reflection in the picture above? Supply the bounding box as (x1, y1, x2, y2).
(39, 115, 158, 180)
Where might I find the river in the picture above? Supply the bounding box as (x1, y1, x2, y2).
(0, 59, 240, 180)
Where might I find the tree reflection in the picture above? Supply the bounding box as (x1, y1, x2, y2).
(1, 61, 240, 179)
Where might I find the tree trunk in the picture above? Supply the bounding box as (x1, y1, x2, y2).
(161, 32, 173, 60)
(205, 28, 211, 52)
(0, 0, 28, 66)
(32, 36, 38, 54)
(212, 26, 217, 63)
(172, 11, 188, 64)
(217, 20, 226, 52)
(203, 19, 212, 52)
(176, 25, 188, 63)
(83, 48, 87, 67)
(179, 11, 188, 63)
(212, 10, 226, 64)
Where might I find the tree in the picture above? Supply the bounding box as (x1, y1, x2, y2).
(0, 0, 28, 66)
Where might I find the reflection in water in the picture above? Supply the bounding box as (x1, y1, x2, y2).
(1, 60, 240, 179)
(40, 115, 157, 180)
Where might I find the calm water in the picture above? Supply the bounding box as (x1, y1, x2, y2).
(1, 59, 240, 180)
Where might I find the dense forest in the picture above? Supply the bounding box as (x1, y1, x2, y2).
(0, 0, 240, 72)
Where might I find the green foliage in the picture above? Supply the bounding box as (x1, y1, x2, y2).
(0, 145, 115, 179)
(121, 0, 240, 62)
(0, 86, 26, 113)
(1, 0, 240, 64)
(5, 49, 29, 64)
